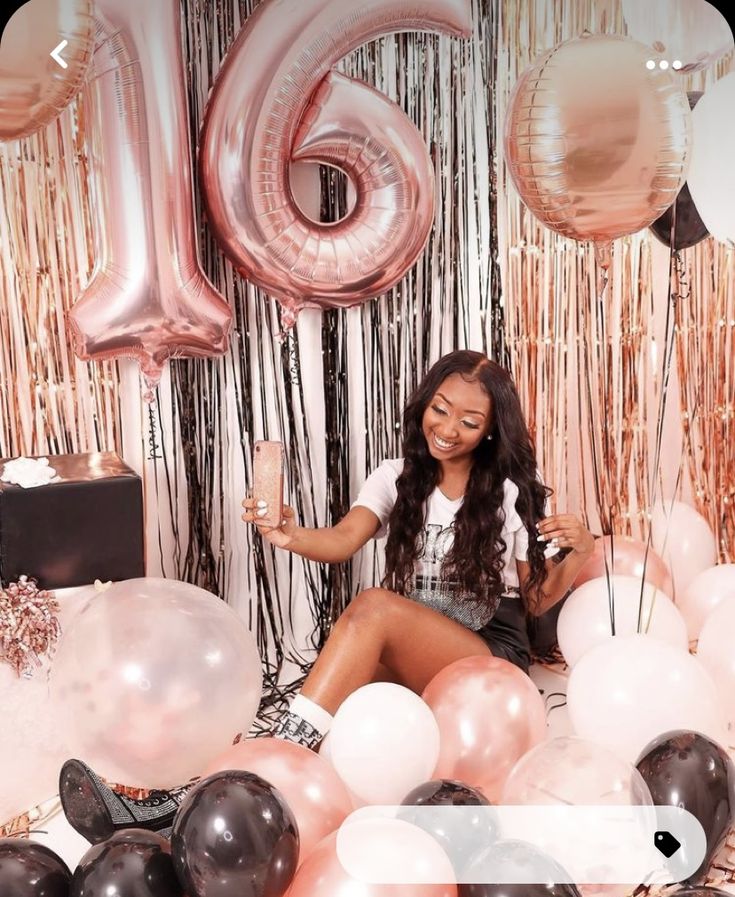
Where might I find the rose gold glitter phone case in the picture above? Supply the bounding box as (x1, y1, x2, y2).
(253, 441, 284, 528)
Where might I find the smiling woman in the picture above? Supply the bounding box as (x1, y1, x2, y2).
(237, 350, 595, 741)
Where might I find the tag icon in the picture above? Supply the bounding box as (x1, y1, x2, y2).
(654, 830, 682, 858)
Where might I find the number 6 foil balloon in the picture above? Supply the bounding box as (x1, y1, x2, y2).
(69, 0, 232, 398)
(199, 0, 473, 323)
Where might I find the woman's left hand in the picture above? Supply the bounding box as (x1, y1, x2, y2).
(536, 514, 595, 556)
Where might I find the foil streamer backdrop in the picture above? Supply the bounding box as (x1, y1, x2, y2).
(167, 0, 502, 704)
(0, 113, 121, 455)
(495, 0, 734, 559)
(0, 0, 733, 727)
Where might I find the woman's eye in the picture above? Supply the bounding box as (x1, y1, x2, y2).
(463, 421, 480, 430)
(431, 405, 447, 415)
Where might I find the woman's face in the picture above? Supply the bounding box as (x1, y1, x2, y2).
(422, 373, 493, 462)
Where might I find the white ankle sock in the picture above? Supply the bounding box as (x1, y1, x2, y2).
(273, 693, 334, 749)
(289, 694, 334, 735)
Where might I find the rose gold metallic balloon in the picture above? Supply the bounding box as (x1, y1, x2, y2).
(573, 535, 674, 597)
(422, 656, 547, 802)
(0, 0, 94, 141)
(199, 0, 472, 321)
(68, 0, 231, 397)
(203, 737, 353, 865)
(504, 34, 692, 244)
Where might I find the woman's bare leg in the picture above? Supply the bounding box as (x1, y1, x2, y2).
(300, 587, 492, 714)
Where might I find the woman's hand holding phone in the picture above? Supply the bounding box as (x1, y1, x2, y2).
(241, 498, 297, 549)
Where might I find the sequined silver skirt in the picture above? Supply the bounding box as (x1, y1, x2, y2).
(406, 574, 518, 630)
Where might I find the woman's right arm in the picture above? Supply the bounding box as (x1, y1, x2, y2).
(242, 499, 381, 563)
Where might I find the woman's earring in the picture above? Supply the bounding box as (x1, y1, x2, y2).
(486, 434, 493, 441)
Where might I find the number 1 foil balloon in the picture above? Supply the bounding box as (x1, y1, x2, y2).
(69, 0, 232, 399)
(199, 0, 473, 325)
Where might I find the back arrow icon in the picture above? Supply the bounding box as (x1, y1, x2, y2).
(50, 39, 68, 69)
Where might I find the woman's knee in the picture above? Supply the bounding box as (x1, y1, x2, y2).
(341, 587, 399, 628)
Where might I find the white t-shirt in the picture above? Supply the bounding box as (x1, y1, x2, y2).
(351, 458, 557, 629)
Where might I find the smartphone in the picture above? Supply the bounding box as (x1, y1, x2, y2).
(252, 441, 284, 528)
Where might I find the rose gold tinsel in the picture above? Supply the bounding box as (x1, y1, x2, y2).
(0, 576, 60, 677)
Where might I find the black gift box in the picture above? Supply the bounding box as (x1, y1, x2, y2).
(0, 452, 145, 589)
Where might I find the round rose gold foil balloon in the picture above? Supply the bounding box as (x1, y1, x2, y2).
(0, 0, 94, 141)
(504, 34, 692, 244)
(203, 737, 353, 865)
(288, 827, 457, 897)
(199, 0, 472, 321)
(50, 578, 262, 789)
(422, 656, 546, 802)
(573, 535, 674, 597)
(68, 0, 231, 398)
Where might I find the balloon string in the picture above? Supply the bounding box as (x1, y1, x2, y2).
(147, 401, 162, 461)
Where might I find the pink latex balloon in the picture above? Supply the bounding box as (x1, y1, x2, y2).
(502, 736, 653, 897)
(0, 0, 94, 140)
(199, 0, 472, 322)
(329, 683, 441, 805)
(49, 578, 262, 788)
(649, 500, 718, 596)
(287, 828, 457, 897)
(422, 656, 546, 802)
(697, 600, 735, 734)
(680, 564, 735, 639)
(566, 634, 727, 762)
(203, 737, 352, 864)
(69, 0, 232, 398)
(573, 535, 673, 597)
(557, 574, 688, 667)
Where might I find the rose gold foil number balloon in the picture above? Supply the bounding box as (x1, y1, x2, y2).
(68, 0, 232, 398)
(199, 0, 473, 322)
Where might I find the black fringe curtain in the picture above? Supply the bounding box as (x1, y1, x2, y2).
(166, 0, 501, 718)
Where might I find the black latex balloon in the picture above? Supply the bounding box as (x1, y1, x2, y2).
(171, 769, 299, 897)
(70, 830, 181, 897)
(399, 780, 500, 876)
(0, 839, 71, 897)
(459, 838, 581, 897)
(650, 92, 709, 250)
(636, 730, 735, 883)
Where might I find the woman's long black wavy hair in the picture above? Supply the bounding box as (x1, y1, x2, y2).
(382, 350, 550, 614)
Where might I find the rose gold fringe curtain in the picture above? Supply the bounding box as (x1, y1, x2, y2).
(495, 0, 734, 559)
(0, 111, 120, 457)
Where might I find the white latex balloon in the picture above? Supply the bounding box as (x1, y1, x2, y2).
(50, 578, 262, 787)
(329, 682, 440, 805)
(680, 564, 735, 639)
(649, 500, 718, 596)
(687, 73, 735, 245)
(558, 575, 687, 666)
(697, 601, 735, 733)
(567, 634, 727, 762)
(622, 0, 734, 72)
